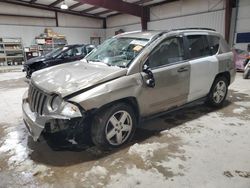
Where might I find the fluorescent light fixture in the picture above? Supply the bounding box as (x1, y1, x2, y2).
(60, 1, 68, 10)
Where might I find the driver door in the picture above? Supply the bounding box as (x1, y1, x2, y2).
(140, 36, 190, 116)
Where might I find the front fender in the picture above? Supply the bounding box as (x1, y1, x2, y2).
(68, 73, 143, 113)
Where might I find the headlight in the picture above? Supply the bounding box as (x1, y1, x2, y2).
(50, 96, 62, 112)
(60, 102, 82, 118)
(48, 95, 82, 118)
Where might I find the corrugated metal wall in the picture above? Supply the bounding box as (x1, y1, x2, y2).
(0, 25, 105, 46)
(106, 0, 226, 37)
(0, 2, 105, 46)
(148, 10, 225, 36)
(0, 0, 234, 46)
(105, 14, 141, 38)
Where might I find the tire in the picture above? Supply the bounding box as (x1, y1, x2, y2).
(91, 103, 137, 150)
(26, 73, 31, 79)
(25, 67, 32, 79)
(206, 76, 228, 107)
(243, 67, 250, 79)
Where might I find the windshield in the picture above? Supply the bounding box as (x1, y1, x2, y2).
(45, 46, 69, 58)
(45, 47, 63, 58)
(86, 37, 149, 67)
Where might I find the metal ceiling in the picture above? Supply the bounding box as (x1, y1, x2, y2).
(2, 0, 173, 19)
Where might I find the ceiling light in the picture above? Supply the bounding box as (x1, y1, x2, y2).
(60, 1, 68, 10)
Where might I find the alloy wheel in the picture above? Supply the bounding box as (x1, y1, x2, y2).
(213, 80, 226, 104)
(105, 110, 133, 146)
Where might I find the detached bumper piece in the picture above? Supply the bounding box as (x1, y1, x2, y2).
(23, 101, 45, 141)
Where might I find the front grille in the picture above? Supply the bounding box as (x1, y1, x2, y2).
(28, 84, 48, 115)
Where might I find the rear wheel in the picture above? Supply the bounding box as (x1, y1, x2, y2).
(91, 103, 136, 150)
(206, 76, 228, 107)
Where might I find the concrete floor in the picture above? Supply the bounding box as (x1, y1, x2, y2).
(0, 72, 249, 188)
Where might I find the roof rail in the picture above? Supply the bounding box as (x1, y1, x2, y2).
(150, 31, 169, 41)
(171, 28, 216, 31)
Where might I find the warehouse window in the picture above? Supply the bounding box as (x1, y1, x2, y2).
(208, 35, 220, 55)
(148, 37, 185, 68)
(187, 35, 210, 59)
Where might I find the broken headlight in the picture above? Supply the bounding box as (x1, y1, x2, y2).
(50, 95, 61, 112)
(60, 102, 82, 118)
(48, 95, 82, 118)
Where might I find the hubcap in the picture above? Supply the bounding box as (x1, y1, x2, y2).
(213, 80, 226, 104)
(105, 110, 133, 146)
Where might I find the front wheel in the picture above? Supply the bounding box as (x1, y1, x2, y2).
(25, 67, 32, 79)
(91, 103, 136, 150)
(243, 67, 250, 79)
(206, 76, 228, 107)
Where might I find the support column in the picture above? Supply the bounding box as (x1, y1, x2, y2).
(141, 7, 150, 31)
(225, 0, 233, 42)
(55, 11, 59, 27)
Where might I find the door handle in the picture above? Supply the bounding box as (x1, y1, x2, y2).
(177, 67, 189, 72)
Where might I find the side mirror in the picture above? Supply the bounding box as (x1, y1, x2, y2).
(143, 64, 155, 88)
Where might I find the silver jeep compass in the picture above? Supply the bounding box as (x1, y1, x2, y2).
(22, 28, 235, 149)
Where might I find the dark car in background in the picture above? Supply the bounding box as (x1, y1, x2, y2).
(23, 44, 95, 78)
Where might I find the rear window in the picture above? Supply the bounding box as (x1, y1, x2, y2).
(186, 35, 211, 59)
(208, 35, 220, 55)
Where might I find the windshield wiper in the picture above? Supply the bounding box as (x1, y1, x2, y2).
(89, 59, 101, 62)
(86, 59, 125, 68)
(118, 65, 126, 68)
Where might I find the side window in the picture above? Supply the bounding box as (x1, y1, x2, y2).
(74, 46, 85, 56)
(187, 35, 211, 59)
(208, 35, 220, 55)
(63, 48, 74, 57)
(148, 37, 185, 68)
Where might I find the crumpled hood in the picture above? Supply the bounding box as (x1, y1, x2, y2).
(31, 61, 127, 97)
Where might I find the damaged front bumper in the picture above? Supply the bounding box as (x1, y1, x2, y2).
(22, 101, 45, 141)
(22, 91, 84, 141)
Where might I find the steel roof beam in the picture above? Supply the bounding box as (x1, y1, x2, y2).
(3, 0, 102, 19)
(81, 6, 99, 13)
(75, 0, 145, 17)
(69, 2, 83, 10)
(75, 0, 149, 29)
(49, 0, 64, 7)
(135, 0, 154, 5)
(30, 0, 37, 3)
(94, 9, 114, 16)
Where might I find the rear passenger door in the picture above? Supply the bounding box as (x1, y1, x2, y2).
(185, 34, 219, 102)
